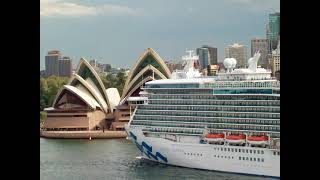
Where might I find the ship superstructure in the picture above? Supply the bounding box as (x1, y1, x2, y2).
(125, 50, 280, 178)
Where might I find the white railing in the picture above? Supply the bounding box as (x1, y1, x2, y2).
(128, 108, 138, 126)
(202, 81, 279, 89)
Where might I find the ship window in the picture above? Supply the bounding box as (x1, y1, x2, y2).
(254, 158, 256, 161)
(250, 157, 252, 161)
(231, 148, 234, 152)
(250, 150, 252, 153)
(257, 158, 260, 162)
(224, 148, 227, 151)
(246, 157, 249, 161)
(278, 152, 280, 156)
(239, 157, 241, 160)
(261, 158, 264, 162)
(261, 151, 264, 154)
(228, 148, 230, 152)
(253, 150, 256, 154)
(257, 150, 260, 154)
(273, 152, 276, 155)
(246, 149, 248, 153)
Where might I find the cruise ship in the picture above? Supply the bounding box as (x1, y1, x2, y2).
(125, 50, 280, 178)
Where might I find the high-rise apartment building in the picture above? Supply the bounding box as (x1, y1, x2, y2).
(45, 50, 61, 77)
(196, 45, 217, 69)
(45, 50, 72, 77)
(225, 43, 247, 68)
(251, 38, 269, 68)
(58, 56, 72, 77)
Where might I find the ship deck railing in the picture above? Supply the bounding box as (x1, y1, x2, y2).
(139, 126, 280, 136)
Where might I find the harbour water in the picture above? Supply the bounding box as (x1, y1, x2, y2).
(40, 138, 276, 180)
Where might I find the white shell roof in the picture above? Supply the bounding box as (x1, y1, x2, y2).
(63, 85, 101, 109)
(105, 88, 120, 110)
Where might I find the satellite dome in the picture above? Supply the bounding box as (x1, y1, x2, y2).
(223, 58, 237, 69)
(230, 58, 237, 68)
(223, 58, 232, 69)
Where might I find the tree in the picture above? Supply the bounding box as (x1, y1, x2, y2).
(99, 72, 127, 95)
(115, 71, 127, 95)
(46, 76, 61, 106)
(40, 78, 48, 110)
(40, 111, 47, 123)
(40, 76, 68, 111)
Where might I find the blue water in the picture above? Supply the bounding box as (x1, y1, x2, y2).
(40, 138, 277, 180)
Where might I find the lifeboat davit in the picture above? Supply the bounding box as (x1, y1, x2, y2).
(247, 135, 269, 146)
(205, 133, 225, 144)
(226, 134, 246, 145)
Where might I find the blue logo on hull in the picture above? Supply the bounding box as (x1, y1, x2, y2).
(129, 131, 137, 140)
(130, 131, 168, 163)
(142, 141, 152, 152)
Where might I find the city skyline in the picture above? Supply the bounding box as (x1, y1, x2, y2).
(40, 0, 280, 70)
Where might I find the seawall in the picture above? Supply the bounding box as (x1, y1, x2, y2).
(40, 130, 127, 139)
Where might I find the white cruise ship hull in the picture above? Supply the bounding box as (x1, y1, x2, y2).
(127, 128, 280, 178)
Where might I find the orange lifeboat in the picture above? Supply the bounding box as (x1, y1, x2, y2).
(226, 134, 246, 145)
(205, 133, 225, 139)
(205, 133, 225, 144)
(247, 135, 269, 146)
(247, 135, 268, 141)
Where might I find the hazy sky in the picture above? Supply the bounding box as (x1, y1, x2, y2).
(40, 0, 280, 70)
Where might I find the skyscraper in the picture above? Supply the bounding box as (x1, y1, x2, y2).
(267, 12, 280, 53)
(196, 45, 217, 69)
(45, 50, 72, 77)
(45, 50, 61, 77)
(225, 43, 247, 68)
(251, 38, 269, 68)
(58, 56, 72, 77)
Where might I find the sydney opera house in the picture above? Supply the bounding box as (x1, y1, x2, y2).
(41, 48, 171, 138)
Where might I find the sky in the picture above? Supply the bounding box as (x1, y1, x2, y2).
(40, 0, 280, 70)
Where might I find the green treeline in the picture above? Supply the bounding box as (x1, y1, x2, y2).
(40, 76, 69, 111)
(40, 72, 127, 112)
(100, 71, 127, 96)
